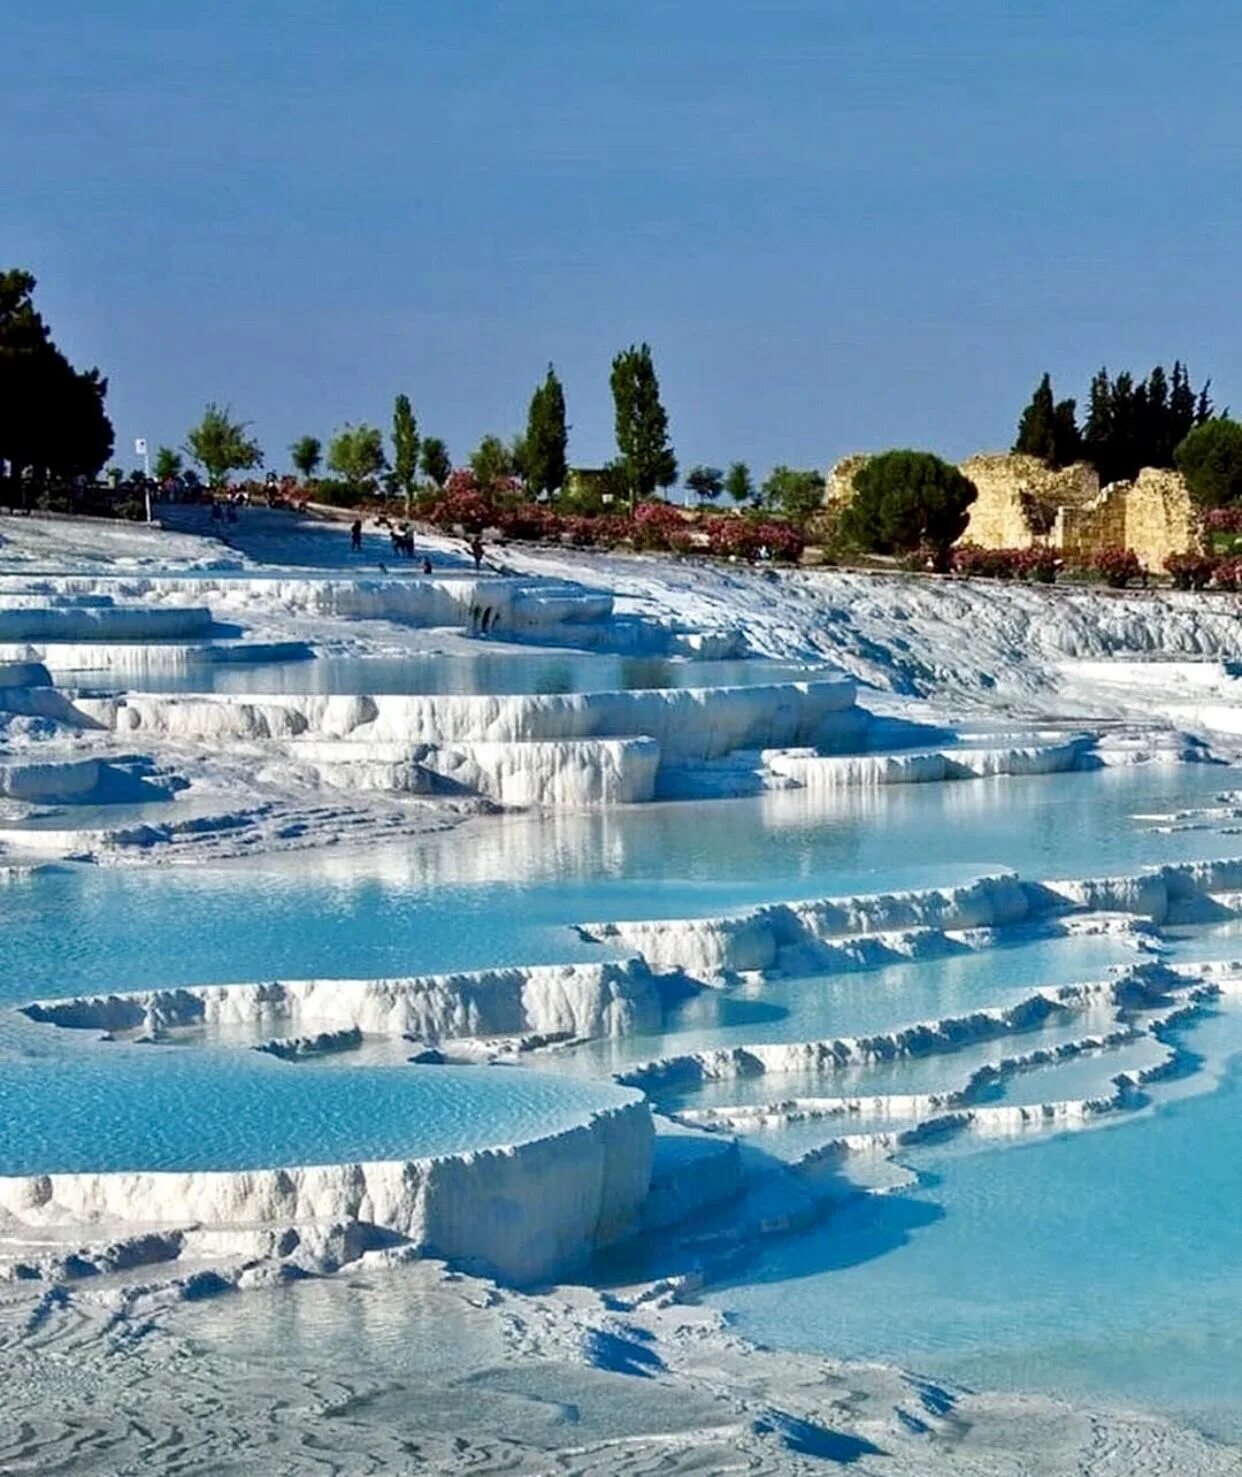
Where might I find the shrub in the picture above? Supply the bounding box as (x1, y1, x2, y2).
(1214, 557, 1242, 592)
(427, 472, 495, 533)
(840, 450, 977, 559)
(630, 500, 689, 551)
(951, 543, 1011, 578)
(952, 545, 1059, 583)
(705, 515, 804, 562)
(1204, 506, 1242, 533)
(310, 480, 371, 509)
(1175, 418, 1242, 508)
(1014, 546, 1059, 584)
(1164, 552, 1217, 591)
(1090, 546, 1143, 588)
(494, 502, 561, 541)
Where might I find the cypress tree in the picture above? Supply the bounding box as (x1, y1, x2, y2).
(392, 393, 419, 509)
(1051, 398, 1081, 465)
(610, 343, 677, 502)
(1013, 373, 1058, 461)
(523, 364, 569, 498)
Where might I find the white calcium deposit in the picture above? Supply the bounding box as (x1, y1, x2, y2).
(25, 959, 668, 1043)
(579, 862, 1242, 979)
(0, 1094, 654, 1286)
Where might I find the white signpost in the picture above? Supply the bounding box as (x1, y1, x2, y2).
(134, 437, 151, 521)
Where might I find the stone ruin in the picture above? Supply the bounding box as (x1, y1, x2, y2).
(826, 452, 1201, 570)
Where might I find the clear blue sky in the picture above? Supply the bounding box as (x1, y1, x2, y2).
(6, 0, 1241, 481)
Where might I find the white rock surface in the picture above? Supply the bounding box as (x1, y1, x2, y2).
(0, 1097, 654, 1286)
(26, 960, 667, 1043)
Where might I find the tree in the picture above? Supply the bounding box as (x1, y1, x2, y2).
(685, 465, 724, 504)
(327, 423, 386, 489)
(420, 436, 451, 488)
(761, 466, 824, 526)
(839, 450, 977, 563)
(0, 268, 114, 498)
(470, 434, 515, 493)
(724, 461, 755, 506)
(290, 435, 322, 482)
(153, 446, 183, 481)
(610, 343, 677, 502)
(1081, 362, 1213, 484)
(1175, 419, 1242, 508)
(1013, 373, 1081, 467)
(184, 403, 262, 487)
(524, 364, 568, 498)
(391, 393, 419, 508)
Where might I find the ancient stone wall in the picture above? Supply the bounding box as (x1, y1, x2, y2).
(957, 455, 1098, 548)
(826, 452, 1200, 567)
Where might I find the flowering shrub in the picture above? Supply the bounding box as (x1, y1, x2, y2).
(1213, 557, 1242, 592)
(1090, 546, 1143, 588)
(704, 516, 804, 562)
(951, 545, 1059, 582)
(427, 471, 494, 533)
(1204, 507, 1242, 533)
(1013, 546, 1059, 583)
(494, 502, 562, 541)
(630, 501, 690, 551)
(592, 514, 637, 547)
(951, 543, 1014, 579)
(1164, 552, 1217, 591)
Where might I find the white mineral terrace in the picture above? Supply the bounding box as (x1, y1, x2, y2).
(8, 517, 1242, 1472)
(0, 1094, 654, 1287)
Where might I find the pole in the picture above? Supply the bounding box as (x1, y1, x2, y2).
(137, 436, 152, 523)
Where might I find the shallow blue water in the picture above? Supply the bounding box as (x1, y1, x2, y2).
(6, 754, 1242, 1443)
(65, 651, 816, 697)
(0, 1053, 627, 1174)
(0, 763, 1230, 1001)
(707, 997, 1242, 1442)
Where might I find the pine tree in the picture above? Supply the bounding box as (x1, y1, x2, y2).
(610, 343, 677, 503)
(392, 393, 419, 509)
(523, 364, 568, 498)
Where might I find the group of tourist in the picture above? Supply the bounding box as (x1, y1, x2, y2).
(349, 517, 487, 573)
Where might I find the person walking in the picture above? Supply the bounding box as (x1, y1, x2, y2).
(350, 518, 362, 552)
(469, 534, 485, 572)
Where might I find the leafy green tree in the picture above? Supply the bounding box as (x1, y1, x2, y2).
(420, 436, 451, 488)
(153, 446, 182, 480)
(1175, 419, 1242, 508)
(839, 450, 977, 563)
(184, 404, 262, 487)
(470, 433, 515, 492)
(685, 465, 724, 503)
(290, 435, 322, 482)
(0, 268, 114, 497)
(761, 466, 824, 526)
(724, 461, 755, 506)
(1013, 372, 1081, 466)
(391, 393, 419, 508)
(524, 364, 569, 497)
(610, 343, 677, 502)
(327, 423, 386, 489)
